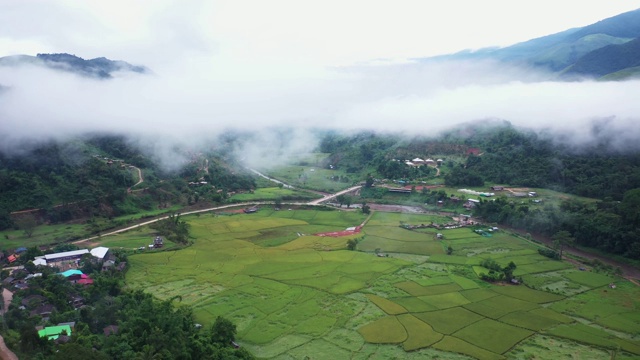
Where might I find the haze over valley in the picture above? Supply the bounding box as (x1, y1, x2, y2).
(2, 3, 640, 164)
(2, 3, 640, 360)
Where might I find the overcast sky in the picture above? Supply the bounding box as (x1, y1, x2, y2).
(1, 1, 640, 164)
(1, 1, 638, 67)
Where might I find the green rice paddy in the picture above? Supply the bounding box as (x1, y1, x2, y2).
(111, 208, 640, 359)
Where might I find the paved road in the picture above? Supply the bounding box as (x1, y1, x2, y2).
(71, 167, 640, 284)
(307, 185, 362, 205)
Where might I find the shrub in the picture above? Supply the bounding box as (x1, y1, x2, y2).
(538, 248, 560, 259)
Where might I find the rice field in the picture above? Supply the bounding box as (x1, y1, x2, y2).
(112, 208, 640, 359)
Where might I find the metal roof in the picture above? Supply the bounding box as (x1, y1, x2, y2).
(44, 249, 89, 260)
(90, 247, 109, 259)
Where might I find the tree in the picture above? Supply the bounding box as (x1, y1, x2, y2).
(552, 230, 574, 259)
(15, 214, 38, 238)
(336, 194, 345, 207)
(344, 195, 352, 208)
(502, 261, 517, 281)
(210, 316, 237, 345)
(447, 245, 453, 255)
(361, 202, 370, 214)
(365, 174, 374, 188)
(346, 239, 358, 250)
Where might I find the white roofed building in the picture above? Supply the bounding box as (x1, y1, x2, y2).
(32, 247, 110, 267)
(90, 247, 109, 260)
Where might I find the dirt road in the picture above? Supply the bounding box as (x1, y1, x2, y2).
(128, 166, 144, 192)
(0, 335, 18, 360)
(1, 288, 13, 315)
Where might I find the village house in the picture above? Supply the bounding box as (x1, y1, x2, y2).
(32, 246, 109, 267)
(103, 325, 119, 337)
(22, 294, 46, 308)
(31, 304, 56, 319)
(38, 325, 72, 341)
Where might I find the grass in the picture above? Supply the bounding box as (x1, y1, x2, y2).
(260, 164, 356, 193)
(357, 316, 407, 344)
(433, 336, 505, 360)
(504, 334, 612, 360)
(106, 208, 639, 359)
(414, 307, 484, 335)
(563, 270, 615, 288)
(453, 318, 534, 354)
(499, 311, 562, 331)
(230, 187, 319, 202)
(365, 294, 407, 315)
(0, 206, 183, 250)
(490, 285, 564, 304)
(397, 314, 443, 351)
(544, 323, 620, 350)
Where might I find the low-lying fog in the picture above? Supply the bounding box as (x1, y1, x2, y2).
(1, 1, 639, 170)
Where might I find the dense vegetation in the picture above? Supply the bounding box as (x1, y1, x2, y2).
(318, 124, 640, 259)
(0, 134, 256, 232)
(564, 37, 640, 77)
(423, 9, 640, 79)
(1, 251, 253, 360)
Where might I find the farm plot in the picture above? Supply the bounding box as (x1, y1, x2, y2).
(453, 318, 534, 354)
(117, 209, 639, 359)
(359, 226, 445, 255)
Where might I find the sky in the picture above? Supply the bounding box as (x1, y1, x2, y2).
(1, 1, 640, 166)
(1, 1, 638, 67)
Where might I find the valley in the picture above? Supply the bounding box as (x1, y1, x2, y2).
(2, 4, 640, 359)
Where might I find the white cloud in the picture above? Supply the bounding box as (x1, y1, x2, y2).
(1, 1, 640, 168)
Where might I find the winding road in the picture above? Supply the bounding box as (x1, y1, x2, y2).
(72, 169, 640, 283)
(127, 165, 144, 192)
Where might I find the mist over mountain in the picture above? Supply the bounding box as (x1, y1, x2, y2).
(1, 8, 640, 172)
(423, 8, 640, 80)
(0, 53, 148, 78)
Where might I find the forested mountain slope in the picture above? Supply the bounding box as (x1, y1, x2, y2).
(0, 135, 255, 231)
(421, 8, 640, 79)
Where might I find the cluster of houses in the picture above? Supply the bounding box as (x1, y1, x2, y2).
(1, 245, 125, 342)
(2, 246, 117, 293)
(92, 154, 127, 168)
(1, 246, 28, 264)
(403, 158, 444, 167)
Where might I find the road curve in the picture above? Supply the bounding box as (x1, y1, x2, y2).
(74, 183, 361, 245)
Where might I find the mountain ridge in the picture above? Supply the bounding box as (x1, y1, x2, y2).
(419, 8, 640, 80)
(0, 52, 149, 79)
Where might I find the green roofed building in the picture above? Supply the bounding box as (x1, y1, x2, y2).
(59, 269, 83, 277)
(38, 325, 72, 340)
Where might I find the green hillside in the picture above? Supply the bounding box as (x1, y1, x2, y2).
(530, 34, 631, 71)
(563, 37, 640, 77)
(421, 8, 640, 79)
